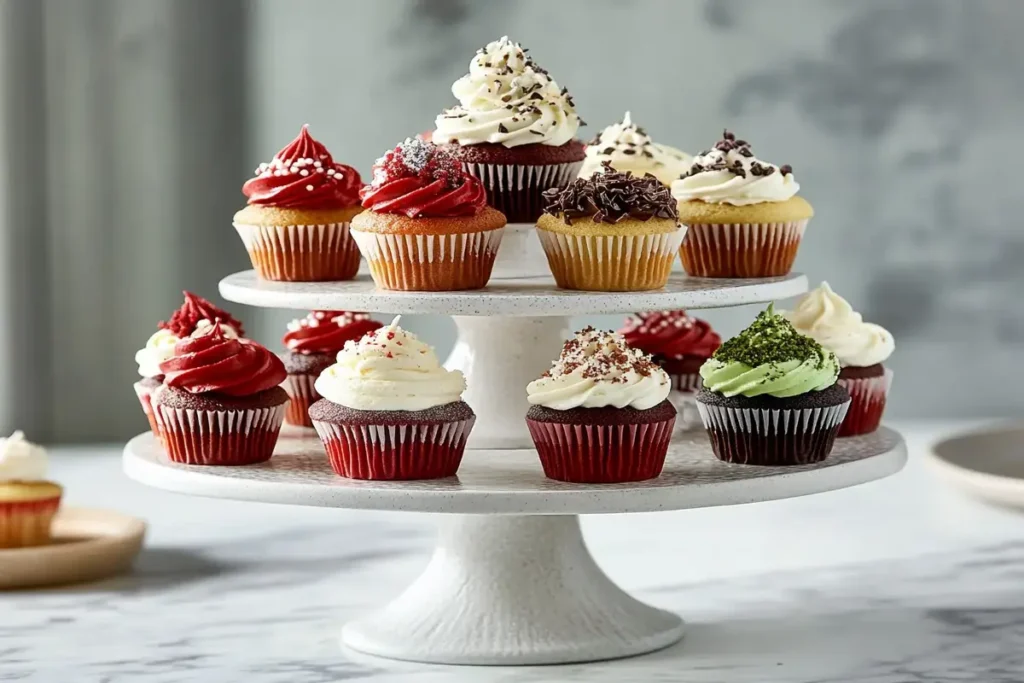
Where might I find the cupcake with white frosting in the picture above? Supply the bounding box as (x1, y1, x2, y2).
(783, 283, 895, 436)
(432, 36, 585, 223)
(672, 131, 813, 278)
(579, 112, 691, 186)
(0, 431, 62, 548)
(309, 317, 475, 480)
(525, 327, 676, 483)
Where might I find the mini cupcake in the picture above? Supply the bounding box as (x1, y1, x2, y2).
(152, 323, 288, 466)
(309, 317, 475, 480)
(133, 292, 245, 438)
(526, 327, 676, 483)
(782, 282, 895, 436)
(695, 305, 850, 466)
(620, 310, 721, 431)
(672, 131, 813, 278)
(0, 431, 62, 548)
(280, 311, 382, 428)
(536, 166, 684, 291)
(351, 138, 506, 291)
(579, 112, 691, 186)
(432, 36, 585, 223)
(233, 125, 364, 281)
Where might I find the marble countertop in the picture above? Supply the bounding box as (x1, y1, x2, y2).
(4, 420, 1024, 682)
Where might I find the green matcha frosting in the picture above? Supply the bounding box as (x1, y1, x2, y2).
(699, 304, 839, 398)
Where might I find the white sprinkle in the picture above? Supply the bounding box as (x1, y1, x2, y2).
(300, 169, 309, 176)
(305, 184, 314, 191)
(313, 161, 322, 168)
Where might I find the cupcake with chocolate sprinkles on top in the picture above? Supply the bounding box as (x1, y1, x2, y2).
(672, 131, 813, 278)
(579, 112, 691, 186)
(536, 164, 685, 291)
(526, 327, 676, 483)
(695, 304, 850, 466)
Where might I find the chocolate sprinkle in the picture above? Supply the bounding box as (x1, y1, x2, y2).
(679, 131, 794, 180)
(541, 163, 679, 225)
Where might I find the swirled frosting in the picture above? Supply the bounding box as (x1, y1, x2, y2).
(160, 292, 245, 339)
(242, 125, 362, 210)
(283, 311, 382, 356)
(135, 329, 180, 378)
(314, 316, 466, 412)
(527, 327, 671, 411)
(160, 323, 286, 397)
(620, 311, 721, 360)
(360, 138, 487, 217)
(672, 131, 799, 206)
(433, 36, 581, 148)
(0, 431, 47, 482)
(579, 112, 691, 185)
(699, 304, 839, 398)
(782, 282, 895, 367)
(542, 166, 679, 224)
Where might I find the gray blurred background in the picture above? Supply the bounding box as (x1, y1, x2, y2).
(0, 0, 1020, 443)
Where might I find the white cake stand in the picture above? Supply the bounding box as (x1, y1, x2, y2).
(123, 268, 908, 666)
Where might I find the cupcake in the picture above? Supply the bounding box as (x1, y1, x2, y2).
(620, 310, 722, 431)
(782, 282, 895, 436)
(579, 112, 691, 185)
(695, 305, 850, 466)
(280, 311, 382, 428)
(525, 327, 676, 483)
(0, 431, 62, 548)
(351, 138, 506, 291)
(432, 36, 585, 223)
(309, 317, 475, 480)
(133, 292, 244, 438)
(233, 125, 364, 281)
(152, 323, 288, 466)
(536, 166, 684, 291)
(672, 131, 813, 278)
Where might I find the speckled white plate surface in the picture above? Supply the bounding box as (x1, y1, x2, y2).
(928, 423, 1024, 510)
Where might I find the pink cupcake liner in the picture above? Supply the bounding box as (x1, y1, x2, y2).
(283, 373, 319, 428)
(133, 380, 161, 438)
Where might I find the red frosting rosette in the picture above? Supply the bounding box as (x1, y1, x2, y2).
(159, 291, 245, 338)
(283, 311, 382, 355)
(620, 311, 721, 360)
(160, 323, 286, 397)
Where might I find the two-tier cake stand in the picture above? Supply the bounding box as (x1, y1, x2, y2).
(123, 236, 907, 666)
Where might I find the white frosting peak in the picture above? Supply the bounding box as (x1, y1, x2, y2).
(671, 134, 799, 205)
(314, 316, 467, 412)
(135, 320, 239, 378)
(0, 431, 47, 482)
(782, 282, 895, 367)
(579, 112, 691, 185)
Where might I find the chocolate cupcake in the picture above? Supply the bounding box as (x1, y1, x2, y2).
(525, 327, 676, 483)
(309, 317, 475, 480)
(696, 305, 850, 466)
(579, 112, 691, 185)
(432, 36, 585, 223)
(280, 311, 383, 428)
(782, 282, 895, 436)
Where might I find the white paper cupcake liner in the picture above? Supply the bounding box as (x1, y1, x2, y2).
(312, 418, 475, 449)
(233, 221, 360, 280)
(536, 226, 685, 290)
(350, 228, 503, 264)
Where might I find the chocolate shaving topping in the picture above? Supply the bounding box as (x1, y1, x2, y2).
(678, 130, 794, 180)
(498, 123, 509, 134)
(541, 162, 679, 225)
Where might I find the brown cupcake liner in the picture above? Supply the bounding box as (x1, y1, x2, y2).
(462, 160, 583, 223)
(133, 380, 162, 439)
(526, 418, 674, 483)
(234, 221, 361, 281)
(0, 495, 61, 548)
(837, 369, 893, 437)
(680, 220, 808, 278)
(536, 227, 685, 291)
(351, 227, 504, 291)
(153, 403, 286, 466)
(283, 373, 318, 428)
(312, 417, 474, 480)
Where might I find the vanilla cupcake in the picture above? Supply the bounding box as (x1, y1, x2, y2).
(579, 112, 690, 185)
(0, 432, 62, 548)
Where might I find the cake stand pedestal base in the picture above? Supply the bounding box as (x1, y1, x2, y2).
(341, 514, 684, 665)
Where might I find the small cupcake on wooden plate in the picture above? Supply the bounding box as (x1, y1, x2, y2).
(579, 112, 691, 186)
(0, 431, 62, 548)
(525, 327, 676, 483)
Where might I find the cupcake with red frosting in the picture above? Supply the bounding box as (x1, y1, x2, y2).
(280, 311, 382, 428)
(620, 310, 721, 431)
(151, 323, 288, 466)
(351, 138, 506, 291)
(233, 125, 364, 282)
(133, 292, 244, 438)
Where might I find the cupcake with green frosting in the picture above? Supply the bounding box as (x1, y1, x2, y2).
(695, 304, 850, 466)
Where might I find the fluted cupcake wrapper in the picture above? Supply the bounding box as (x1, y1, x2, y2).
(350, 227, 504, 291)
(153, 403, 286, 466)
(536, 227, 686, 291)
(283, 373, 319, 428)
(462, 160, 583, 223)
(311, 417, 475, 480)
(837, 369, 893, 437)
(0, 496, 61, 549)
(680, 220, 808, 278)
(133, 380, 161, 439)
(233, 221, 361, 282)
(695, 398, 850, 466)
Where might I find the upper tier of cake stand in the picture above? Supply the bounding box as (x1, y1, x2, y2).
(123, 427, 906, 515)
(219, 271, 808, 316)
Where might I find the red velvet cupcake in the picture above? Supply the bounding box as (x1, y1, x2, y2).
(525, 327, 676, 483)
(152, 323, 288, 466)
(280, 311, 382, 427)
(309, 317, 474, 480)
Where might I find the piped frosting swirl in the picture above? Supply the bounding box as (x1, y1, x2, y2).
(620, 311, 721, 360)
(579, 112, 690, 185)
(782, 282, 895, 367)
(283, 311, 383, 356)
(160, 323, 286, 397)
(672, 130, 799, 206)
(0, 431, 47, 483)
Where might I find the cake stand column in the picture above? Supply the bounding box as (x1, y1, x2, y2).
(445, 315, 568, 449)
(341, 514, 684, 665)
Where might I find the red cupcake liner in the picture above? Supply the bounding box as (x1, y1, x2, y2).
(837, 369, 893, 437)
(283, 373, 318, 428)
(312, 417, 475, 480)
(0, 495, 61, 548)
(133, 380, 162, 439)
(680, 220, 807, 278)
(233, 221, 361, 281)
(462, 160, 583, 223)
(154, 403, 286, 466)
(525, 418, 674, 483)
